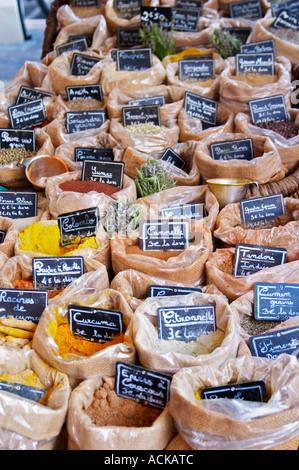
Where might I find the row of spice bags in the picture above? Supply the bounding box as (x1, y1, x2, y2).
(0, 0, 297, 452)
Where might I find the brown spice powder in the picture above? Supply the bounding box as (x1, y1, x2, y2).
(66, 99, 103, 112)
(231, 74, 278, 86)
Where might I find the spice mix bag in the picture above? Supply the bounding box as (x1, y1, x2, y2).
(169, 355, 299, 450)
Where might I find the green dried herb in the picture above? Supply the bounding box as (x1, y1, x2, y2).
(135, 157, 176, 198)
(211, 28, 242, 59)
(102, 199, 144, 238)
(0, 148, 36, 165)
(139, 21, 175, 61)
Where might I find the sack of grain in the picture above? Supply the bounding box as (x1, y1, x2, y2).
(206, 248, 299, 301)
(132, 291, 240, 374)
(194, 132, 284, 183)
(0, 348, 70, 450)
(214, 197, 299, 261)
(234, 110, 299, 175)
(169, 354, 299, 450)
(67, 375, 176, 450)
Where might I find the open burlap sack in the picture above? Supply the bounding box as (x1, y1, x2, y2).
(45, 170, 136, 219)
(10, 192, 50, 233)
(214, 197, 299, 261)
(194, 132, 284, 183)
(68, 0, 105, 18)
(172, 17, 217, 50)
(67, 375, 176, 450)
(0, 217, 19, 259)
(218, 57, 293, 117)
(14, 219, 111, 274)
(32, 287, 136, 380)
(132, 291, 240, 375)
(0, 348, 70, 450)
(121, 141, 201, 186)
(169, 354, 299, 450)
(234, 110, 299, 175)
(104, 0, 159, 35)
(205, 248, 299, 301)
(110, 219, 213, 287)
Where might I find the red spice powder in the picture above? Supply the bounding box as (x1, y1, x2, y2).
(59, 180, 120, 195)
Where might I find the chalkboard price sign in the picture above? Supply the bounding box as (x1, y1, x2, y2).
(74, 147, 114, 162)
(16, 86, 54, 105)
(114, 0, 142, 19)
(240, 39, 276, 55)
(176, 0, 202, 9)
(122, 104, 161, 127)
(240, 193, 285, 228)
(66, 85, 103, 102)
(68, 34, 93, 48)
(82, 160, 125, 188)
(0, 129, 35, 151)
(148, 285, 202, 297)
(0, 380, 46, 403)
(160, 148, 186, 169)
(161, 202, 205, 220)
(140, 6, 173, 31)
(32, 256, 84, 291)
(70, 53, 101, 76)
(229, 0, 263, 19)
(222, 27, 252, 44)
(0, 191, 37, 219)
(116, 48, 152, 71)
(201, 380, 267, 402)
(65, 110, 106, 134)
(210, 138, 254, 161)
(254, 282, 299, 321)
(157, 304, 216, 342)
(115, 362, 172, 409)
(56, 38, 88, 56)
(0, 231, 5, 243)
(172, 8, 201, 32)
(271, 0, 299, 17)
(73, 0, 99, 6)
(249, 326, 299, 359)
(139, 219, 190, 252)
(58, 207, 100, 246)
(236, 53, 274, 75)
(128, 96, 165, 107)
(0, 288, 48, 324)
(8, 99, 46, 130)
(68, 305, 123, 343)
(184, 91, 218, 125)
(178, 59, 215, 81)
(233, 243, 287, 277)
(249, 95, 288, 124)
(117, 27, 143, 48)
(273, 9, 299, 29)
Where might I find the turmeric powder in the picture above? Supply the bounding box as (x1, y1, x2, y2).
(0, 369, 46, 389)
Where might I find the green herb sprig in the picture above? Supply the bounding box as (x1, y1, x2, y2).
(211, 28, 242, 59)
(102, 199, 144, 238)
(139, 21, 175, 61)
(135, 157, 176, 198)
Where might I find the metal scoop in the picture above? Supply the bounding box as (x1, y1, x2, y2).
(18, 154, 69, 190)
(206, 178, 258, 209)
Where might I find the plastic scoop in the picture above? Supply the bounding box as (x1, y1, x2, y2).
(23, 155, 68, 189)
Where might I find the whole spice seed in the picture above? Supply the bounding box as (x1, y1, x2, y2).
(231, 74, 277, 86)
(125, 123, 166, 135)
(240, 314, 280, 335)
(59, 180, 120, 195)
(268, 26, 299, 44)
(255, 119, 298, 138)
(66, 99, 103, 112)
(0, 148, 36, 165)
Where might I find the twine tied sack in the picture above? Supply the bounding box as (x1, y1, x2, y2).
(194, 132, 284, 183)
(0, 348, 70, 450)
(234, 110, 299, 175)
(67, 376, 176, 450)
(169, 354, 299, 450)
(32, 286, 135, 380)
(132, 291, 240, 375)
(214, 197, 299, 261)
(110, 219, 213, 287)
(205, 248, 299, 301)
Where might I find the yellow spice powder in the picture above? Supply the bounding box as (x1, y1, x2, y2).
(0, 369, 46, 389)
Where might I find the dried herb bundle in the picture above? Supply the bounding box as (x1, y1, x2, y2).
(135, 157, 176, 197)
(211, 28, 242, 59)
(102, 199, 145, 237)
(139, 22, 175, 60)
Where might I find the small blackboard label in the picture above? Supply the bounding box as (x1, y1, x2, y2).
(236, 53, 274, 75)
(82, 160, 124, 188)
(65, 110, 106, 134)
(8, 99, 46, 130)
(114, 0, 142, 19)
(176, 0, 202, 9)
(68, 34, 93, 48)
(115, 362, 171, 409)
(254, 282, 299, 321)
(140, 6, 173, 31)
(117, 27, 142, 48)
(128, 96, 165, 107)
(16, 86, 54, 105)
(0, 128, 35, 151)
(68, 305, 123, 343)
(70, 53, 101, 76)
(139, 219, 190, 252)
(240, 193, 285, 228)
(160, 148, 186, 169)
(201, 380, 267, 402)
(249, 326, 299, 359)
(222, 27, 252, 44)
(157, 304, 216, 342)
(0, 191, 37, 219)
(161, 203, 205, 220)
(74, 147, 114, 162)
(273, 10, 299, 29)
(32, 256, 84, 291)
(0, 230, 5, 243)
(122, 104, 160, 127)
(184, 91, 218, 125)
(0, 380, 46, 403)
(148, 285, 202, 297)
(210, 138, 254, 161)
(58, 207, 100, 246)
(178, 59, 215, 81)
(66, 85, 103, 102)
(116, 48, 152, 71)
(249, 95, 288, 124)
(271, 0, 299, 17)
(233, 243, 287, 277)
(229, 0, 263, 19)
(56, 38, 87, 56)
(73, 0, 99, 6)
(240, 39, 276, 55)
(172, 8, 201, 32)
(0, 288, 48, 323)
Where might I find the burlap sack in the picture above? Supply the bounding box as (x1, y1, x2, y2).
(0, 348, 70, 450)
(11, 192, 50, 233)
(218, 57, 293, 117)
(68, 0, 105, 18)
(45, 170, 136, 219)
(121, 141, 201, 186)
(0, 217, 19, 259)
(66, 375, 176, 450)
(99, 55, 167, 96)
(169, 354, 299, 450)
(104, 0, 159, 35)
(32, 287, 136, 380)
(234, 110, 299, 175)
(172, 17, 217, 50)
(214, 197, 299, 261)
(110, 219, 213, 287)
(205, 248, 299, 301)
(194, 132, 284, 183)
(132, 291, 240, 374)
(14, 219, 111, 273)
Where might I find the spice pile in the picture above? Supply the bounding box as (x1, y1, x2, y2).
(59, 180, 120, 195)
(255, 120, 298, 138)
(0, 148, 36, 165)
